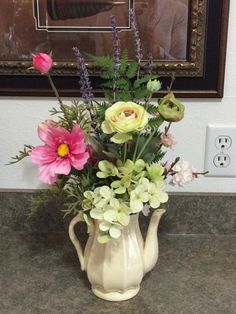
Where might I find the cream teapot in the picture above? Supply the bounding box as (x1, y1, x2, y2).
(69, 208, 166, 301)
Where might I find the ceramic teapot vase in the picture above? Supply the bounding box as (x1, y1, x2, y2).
(68, 208, 166, 301)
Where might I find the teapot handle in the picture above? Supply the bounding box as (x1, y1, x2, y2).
(68, 214, 86, 271)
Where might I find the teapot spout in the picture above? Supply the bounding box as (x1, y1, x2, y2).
(143, 208, 166, 274)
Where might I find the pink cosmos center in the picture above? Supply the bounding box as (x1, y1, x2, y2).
(57, 143, 70, 157)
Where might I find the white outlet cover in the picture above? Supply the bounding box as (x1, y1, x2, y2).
(204, 125, 236, 177)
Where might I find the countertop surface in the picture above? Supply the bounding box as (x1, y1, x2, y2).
(1, 229, 235, 314)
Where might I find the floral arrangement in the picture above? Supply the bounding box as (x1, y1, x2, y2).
(12, 13, 206, 243)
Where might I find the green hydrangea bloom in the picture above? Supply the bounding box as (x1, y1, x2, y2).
(111, 177, 131, 194)
(134, 159, 146, 173)
(96, 160, 119, 178)
(117, 159, 134, 176)
(98, 221, 122, 243)
(146, 163, 165, 183)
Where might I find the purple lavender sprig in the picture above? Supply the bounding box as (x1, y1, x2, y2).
(73, 47, 94, 104)
(145, 52, 153, 75)
(110, 15, 121, 71)
(130, 9, 143, 66)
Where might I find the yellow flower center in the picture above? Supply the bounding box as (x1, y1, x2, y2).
(57, 143, 69, 157)
(120, 109, 136, 120)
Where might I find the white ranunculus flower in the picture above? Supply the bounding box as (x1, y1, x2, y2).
(172, 160, 197, 187)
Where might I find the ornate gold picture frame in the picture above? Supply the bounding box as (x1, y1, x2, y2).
(0, 0, 230, 97)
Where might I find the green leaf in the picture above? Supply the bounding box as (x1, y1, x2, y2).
(146, 104, 158, 114)
(96, 101, 109, 123)
(116, 78, 129, 91)
(111, 133, 133, 144)
(134, 89, 150, 99)
(133, 75, 157, 89)
(101, 71, 115, 80)
(148, 117, 164, 130)
(88, 54, 114, 70)
(119, 50, 128, 74)
(101, 81, 114, 89)
(115, 90, 132, 101)
(104, 91, 114, 102)
(126, 61, 138, 79)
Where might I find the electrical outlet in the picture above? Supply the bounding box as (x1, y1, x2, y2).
(215, 136, 232, 150)
(213, 154, 230, 168)
(204, 125, 236, 177)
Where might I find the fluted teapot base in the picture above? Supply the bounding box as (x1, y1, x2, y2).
(92, 285, 140, 301)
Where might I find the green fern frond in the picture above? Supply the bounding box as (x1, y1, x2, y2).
(8, 144, 33, 165)
(133, 75, 157, 89)
(88, 54, 115, 70)
(119, 50, 129, 74)
(126, 61, 138, 79)
(148, 117, 164, 130)
(133, 89, 150, 100)
(96, 101, 110, 123)
(151, 150, 166, 163)
(146, 104, 158, 114)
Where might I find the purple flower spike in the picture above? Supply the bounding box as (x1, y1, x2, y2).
(130, 9, 143, 64)
(145, 52, 153, 75)
(73, 47, 94, 104)
(110, 15, 121, 71)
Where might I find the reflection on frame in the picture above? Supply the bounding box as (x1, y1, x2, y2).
(0, 0, 189, 62)
(0, 0, 230, 98)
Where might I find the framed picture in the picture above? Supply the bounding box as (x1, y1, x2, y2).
(0, 0, 230, 97)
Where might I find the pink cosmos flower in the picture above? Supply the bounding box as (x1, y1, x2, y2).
(29, 124, 89, 184)
(160, 132, 177, 148)
(33, 53, 53, 74)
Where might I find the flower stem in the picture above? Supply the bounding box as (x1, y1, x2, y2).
(136, 128, 156, 160)
(165, 122, 172, 135)
(132, 134, 141, 162)
(144, 93, 153, 110)
(46, 73, 64, 108)
(123, 142, 128, 162)
(164, 157, 180, 179)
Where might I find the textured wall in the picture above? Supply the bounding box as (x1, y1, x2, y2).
(0, 1, 236, 192)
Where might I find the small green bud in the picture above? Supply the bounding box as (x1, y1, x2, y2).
(158, 93, 185, 122)
(147, 79, 162, 93)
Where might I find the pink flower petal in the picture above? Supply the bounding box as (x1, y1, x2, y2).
(70, 152, 89, 170)
(41, 126, 70, 148)
(29, 146, 56, 165)
(53, 158, 71, 175)
(71, 124, 85, 141)
(71, 143, 87, 154)
(38, 126, 48, 143)
(38, 164, 58, 185)
(37, 120, 57, 143)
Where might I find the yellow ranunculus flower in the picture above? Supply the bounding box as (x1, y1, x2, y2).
(102, 101, 148, 136)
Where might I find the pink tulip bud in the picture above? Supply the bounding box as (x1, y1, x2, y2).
(33, 53, 53, 74)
